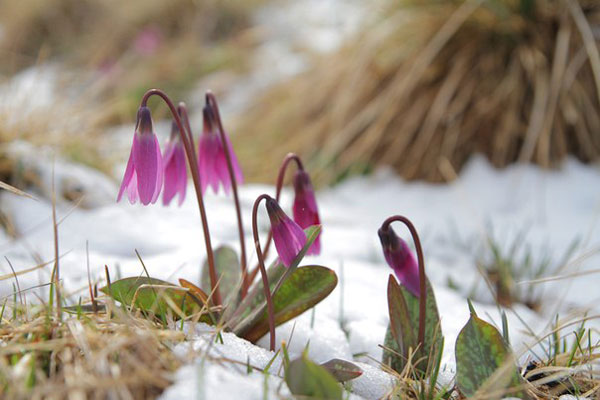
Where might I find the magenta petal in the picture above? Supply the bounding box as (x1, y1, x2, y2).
(133, 133, 161, 205)
(216, 141, 231, 195)
(224, 134, 244, 184)
(117, 147, 136, 202)
(150, 135, 163, 204)
(292, 170, 321, 255)
(378, 227, 420, 297)
(127, 173, 138, 204)
(267, 198, 307, 267)
(175, 146, 187, 205)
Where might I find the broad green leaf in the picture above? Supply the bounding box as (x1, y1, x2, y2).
(286, 353, 342, 400)
(320, 359, 362, 382)
(382, 275, 443, 376)
(455, 305, 529, 398)
(201, 245, 241, 308)
(236, 265, 337, 342)
(227, 225, 321, 327)
(99, 277, 206, 320)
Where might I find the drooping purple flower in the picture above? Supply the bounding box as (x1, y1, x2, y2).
(197, 104, 243, 195)
(378, 226, 420, 297)
(292, 169, 321, 255)
(266, 196, 307, 267)
(162, 121, 187, 206)
(117, 107, 163, 205)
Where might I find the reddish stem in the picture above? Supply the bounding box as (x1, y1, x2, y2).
(252, 194, 277, 351)
(141, 89, 222, 306)
(247, 153, 304, 285)
(381, 215, 427, 349)
(205, 91, 248, 297)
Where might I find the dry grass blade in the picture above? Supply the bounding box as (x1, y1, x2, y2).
(235, 0, 600, 185)
(0, 180, 37, 200)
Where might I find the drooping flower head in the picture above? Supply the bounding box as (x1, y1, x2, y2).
(292, 169, 321, 255)
(162, 121, 187, 206)
(378, 225, 420, 297)
(266, 196, 307, 267)
(117, 107, 163, 205)
(197, 102, 243, 195)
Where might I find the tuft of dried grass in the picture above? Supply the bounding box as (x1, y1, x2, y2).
(0, 304, 186, 399)
(235, 0, 600, 184)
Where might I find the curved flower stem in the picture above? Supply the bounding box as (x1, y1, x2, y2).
(381, 215, 426, 349)
(205, 91, 248, 297)
(176, 102, 195, 149)
(247, 153, 304, 286)
(141, 89, 222, 306)
(252, 194, 277, 351)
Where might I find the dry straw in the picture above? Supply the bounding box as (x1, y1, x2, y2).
(235, 0, 600, 184)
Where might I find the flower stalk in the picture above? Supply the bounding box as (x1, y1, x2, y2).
(205, 91, 249, 297)
(140, 88, 222, 306)
(380, 215, 427, 349)
(252, 194, 277, 351)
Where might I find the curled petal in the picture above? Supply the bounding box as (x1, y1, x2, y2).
(117, 146, 136, 203)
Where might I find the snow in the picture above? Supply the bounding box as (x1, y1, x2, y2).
(1, 150, 599, 398)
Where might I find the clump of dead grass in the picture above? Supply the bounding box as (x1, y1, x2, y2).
(0, 301, 186, 399)
(235, 0, 600, 184)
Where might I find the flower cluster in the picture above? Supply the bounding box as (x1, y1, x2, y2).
(117, 98, 244, 207)
(118, 91, 322, 270)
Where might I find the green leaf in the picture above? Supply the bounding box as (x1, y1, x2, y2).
(99, 277, 207, 320)
(201, 245, 241, 308)
(286, 353, 342, 400)
(320, 359, 362, 382)
(235, 265, 337, 342)
(455, 305, 529, 398)
(227, 225, 321, 327)
(383, 275, 443, 376)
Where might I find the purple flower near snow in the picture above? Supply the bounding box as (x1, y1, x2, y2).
(378, 226, 420, 297)
(266, 197, 307, 267)
(292, 169, 321, 255)
(117, 107, 163, 205)
(162, 121, 187, 206)
(198, 105, 243, 195)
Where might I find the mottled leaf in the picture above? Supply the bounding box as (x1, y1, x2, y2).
(320, 359, 363, 382)
(455, 305, 529, 398)
(383, 275, 443, 376)
(238, 265, 337, 342)
(201, 245, 241, 308)
(286, 353, 342, 400)
(99, 277, 205, 319)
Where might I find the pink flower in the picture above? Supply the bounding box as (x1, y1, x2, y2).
(266, 196, 307, 267)
(198, 105, 243, 195)
(292, 169, 321, 255)
(162, 121, 187, 206)
(117, 107, 163, 205)
(378, 226, 420, 297)
(133, 27, 162, 56)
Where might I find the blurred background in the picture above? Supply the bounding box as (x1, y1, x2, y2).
(0, 0, 599, 196)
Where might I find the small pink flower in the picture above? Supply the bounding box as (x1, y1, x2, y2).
(378, 226, 420, 297)
(133, 27, 162, 56)
(117, 107, 163, 205)
(292, 169, 321, 255)
(162, 121, 187, 206)
(266, 196, 307, 267)
(198, 105, 243, 195)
